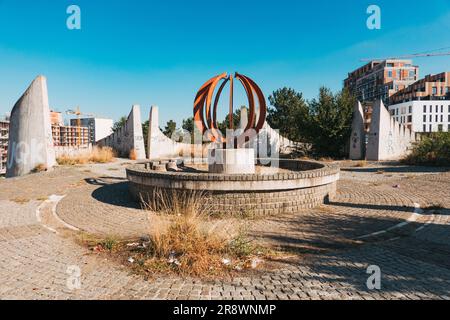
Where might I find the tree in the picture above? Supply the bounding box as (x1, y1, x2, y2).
(404, 132, 450, 166)
(218, 108, 242, 135)
(163, 120, 177, 138)
(306, 87, 355, 157)
(267, 87, 309, 142)
(266, 86, 355, 158)
(182, 117, 194, 134)
(112, 116, 127, 132)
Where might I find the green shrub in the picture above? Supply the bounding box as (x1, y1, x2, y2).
(403, 132, 450, 166)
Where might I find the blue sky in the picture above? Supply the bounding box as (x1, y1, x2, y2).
(0, 0, 449, 125)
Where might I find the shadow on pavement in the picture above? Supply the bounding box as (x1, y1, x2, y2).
(87, 178, 140, 209)
(253, 203, 450, 296)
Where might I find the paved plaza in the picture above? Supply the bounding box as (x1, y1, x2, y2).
(1, 160, 450, 300)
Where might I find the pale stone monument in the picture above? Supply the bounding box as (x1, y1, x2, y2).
(97, 105, 146, 159)
(349, 101, 366, 160)
(6, 76, 56, 178)
(366, 100, 416, 161)
(147, 106, 207, 159)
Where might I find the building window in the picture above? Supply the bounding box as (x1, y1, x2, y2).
(430, 124, 432, 132)
(423, 105, 426, 113)
(438, 124, 443, 132)
(430, 105, 432, 113)
(409, 106, 412, 113)
(432, 87, 438, 95)
(430, 115, 432, 122)
(407, 115, 412, 123)
(436, 105, 439, 112)
(441, 105, 444, 113)
(441, 115, 443, 122)
(388, 71, 393, 77)
(436, 115, 438, 122)
(423, 124, 427, 132)
(423, 115, 427, 122)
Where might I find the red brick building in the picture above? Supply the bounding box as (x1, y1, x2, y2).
(390, 72, 450, 104)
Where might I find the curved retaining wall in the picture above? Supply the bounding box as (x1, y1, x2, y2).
(126, 159, 340, 217)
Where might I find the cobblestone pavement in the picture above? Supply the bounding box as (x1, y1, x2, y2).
(1, 161, 450, 299)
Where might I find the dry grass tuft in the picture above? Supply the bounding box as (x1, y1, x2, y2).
(12, 197, 30, 204)
(57, 147, 115, 165)
(141, 189, 210, 217)
(90, 147, 115, 163)
(354, 160, 367, 168)
(129, 148, 137, 160)
(32, 163, 48, 173)
(135, 189, 262, 276)
(144, 212, 230, 275)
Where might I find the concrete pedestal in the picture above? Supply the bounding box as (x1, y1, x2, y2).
(208, 148, 255, 174)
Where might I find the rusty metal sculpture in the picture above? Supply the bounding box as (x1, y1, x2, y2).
(193, 72, 267, 147)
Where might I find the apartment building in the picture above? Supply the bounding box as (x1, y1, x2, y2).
(70, 117, 113, 144)
(390, 72, 450, 104)
(50, 111, 64, 126)
(345, 60, 420, 131)
(388, 100, 450, 133)
(0, 119, 9, 174)
(52, 124, 90, 147)
(50, 110, 90, 147)
(344, 59, 419, 104)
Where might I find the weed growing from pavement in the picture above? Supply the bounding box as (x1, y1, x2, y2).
(77, 189, 271, 277)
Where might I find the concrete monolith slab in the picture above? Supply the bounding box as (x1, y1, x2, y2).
(349, 101, 366, 160)
(97, 105, 146, 159)
(366, 99, 416, 161)
(6, 76, 56, 178)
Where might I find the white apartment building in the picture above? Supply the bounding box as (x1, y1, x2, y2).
(70, 118, 113, 144)
(388, 100, 450, 133)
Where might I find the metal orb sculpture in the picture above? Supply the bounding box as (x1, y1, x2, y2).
(193, 72, 267, 147)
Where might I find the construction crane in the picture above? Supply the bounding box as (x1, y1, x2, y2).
(66, 107, 94, 146)
(361, 47, 450, 62)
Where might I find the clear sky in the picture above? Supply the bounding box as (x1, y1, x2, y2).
(0, 0, 449, 125)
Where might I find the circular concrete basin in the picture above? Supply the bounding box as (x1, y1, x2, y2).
(126, 158, 340, 217)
